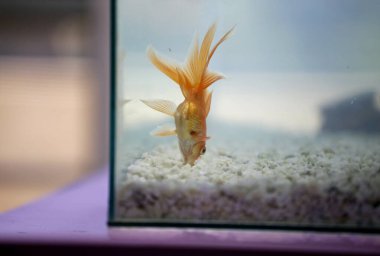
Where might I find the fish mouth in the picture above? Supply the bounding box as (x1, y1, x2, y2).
(184, 154, 198, 166)
(188, 142, 206, 166)
(183, 151, 198, 166)
(178, 137, 206, 166)
(177, 140, 195, 166)
(187, 160, 196, 166)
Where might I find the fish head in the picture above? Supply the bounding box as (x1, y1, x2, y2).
(179, 139, 207, 166)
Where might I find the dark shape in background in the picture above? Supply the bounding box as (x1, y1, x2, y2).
(321, 91, 380, 133)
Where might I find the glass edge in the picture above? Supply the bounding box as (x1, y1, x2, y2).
(108, 0, 117, 224)
(108, 219, 380, 234)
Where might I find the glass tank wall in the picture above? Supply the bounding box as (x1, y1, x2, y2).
(110, 0, 380, 230)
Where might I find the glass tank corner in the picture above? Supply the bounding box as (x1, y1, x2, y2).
(109, 0, 380, 232)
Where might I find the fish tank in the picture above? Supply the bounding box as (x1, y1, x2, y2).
(109, 0, 380, 231)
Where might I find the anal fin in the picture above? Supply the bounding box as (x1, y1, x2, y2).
(150, 124, 177, 137)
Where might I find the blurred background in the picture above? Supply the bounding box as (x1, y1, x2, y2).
(0, 0, 109, 212)
(1, 0, 380, 213)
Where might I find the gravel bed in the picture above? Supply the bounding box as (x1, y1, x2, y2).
(116, 133, 380, 227)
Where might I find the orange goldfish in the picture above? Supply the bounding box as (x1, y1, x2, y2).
(142, 23, 234, 166)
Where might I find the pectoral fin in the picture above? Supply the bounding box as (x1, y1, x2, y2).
(150, 124, 177, 137)
(141, 99, 177, 116)
(198, 136, 210, 141)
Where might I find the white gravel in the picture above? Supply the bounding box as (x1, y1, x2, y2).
(116, 133, 380, 227)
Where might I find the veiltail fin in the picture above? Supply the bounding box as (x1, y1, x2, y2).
(147, 46, 181, 85)
(198, 25, 235, 91)
(186, 23, 234, 93)
(147, 24, 234, 99)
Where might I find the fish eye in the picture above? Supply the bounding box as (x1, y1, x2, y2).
(201, 147, 206, 155)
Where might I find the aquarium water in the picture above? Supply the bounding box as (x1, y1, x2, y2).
(111, 0, 380, 229)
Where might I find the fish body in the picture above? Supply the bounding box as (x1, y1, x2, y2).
(175, 96, 208, 165)
(142, 24, 234, 166)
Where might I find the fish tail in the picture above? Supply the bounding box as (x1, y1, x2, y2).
(147, 46, 181, 85)
(186, 23, 234, 97)
(147, 23, 234, 99)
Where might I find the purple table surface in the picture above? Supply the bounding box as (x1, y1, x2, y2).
(1, 167, 380, 255)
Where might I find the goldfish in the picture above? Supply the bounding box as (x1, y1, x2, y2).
(142, 23, 234, 166)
